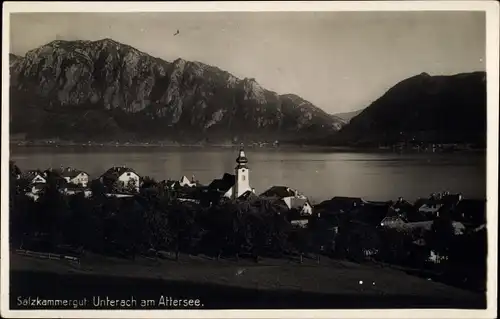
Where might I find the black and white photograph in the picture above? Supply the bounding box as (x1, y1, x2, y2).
(1, 1, 498, 318)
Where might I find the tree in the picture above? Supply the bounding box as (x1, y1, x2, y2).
(141, 176, 157, 189)
(125, 179, 139, 194)
(9, 160, 21, 180)
(90, 179, 106, 198)
(426, 214, 456, 263)
(376, 227, 411, 265)
(37, 178, 70, 249)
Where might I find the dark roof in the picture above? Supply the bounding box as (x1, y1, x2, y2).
(208, 173, 235, 192)
(42, 169, 68, 182)
(455, 199, 486, 212)
(21, 170, 44, 181)
(442, 194, 461, 205)
(350, 203, 391, 226)
(453, 199, 486, 223)
(393, 199, 413, 209)
(415, 198, 443, 209)
(315, 196, 364, 214)
(238, 190, 258, 201)
(288, 197, 310, 210)
(101, 167, 139, 180)
(166, 180, 181, 188)
(60, 169, 87, 179)
(260, 186, 296, 198)
(391, 200, 422, 220)
(415, 194, 462, 210)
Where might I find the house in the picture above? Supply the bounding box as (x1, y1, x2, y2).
(208, 173, 236, 199)
(179, 175, 197, 188)
(165, 180, 181, 190)
(25, 184, 47, 201)
(315, 196, 366, 215)
(392, 197, 413, 214)
(380, 215, 407, 228)
(452, 199, 486, 225)
(100, 166, 141, 193)
(291, 218, 309, 228)
(59, 167, 89, 187)
(350, 202, 393, 227)
(415, 198, 443, 216)
(60, 186, 92, 198)
(260, 186, 313, 216)
(391, 198, 427, 222)
(381, 219, 466, 235)
(21, 170, 46, 185)
(415, 193, 463, 217)
(238, 190, 259, 201)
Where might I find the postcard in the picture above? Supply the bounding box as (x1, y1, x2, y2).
(1, 1, 498, 318)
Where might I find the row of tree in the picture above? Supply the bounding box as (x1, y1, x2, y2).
(9, 164, 487, 291)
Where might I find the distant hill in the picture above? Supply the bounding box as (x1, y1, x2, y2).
(329, 72, 487, 147)
(333, 109, 364, 124)
(9, 39, 344, 144)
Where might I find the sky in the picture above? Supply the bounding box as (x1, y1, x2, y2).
(9, 11, 485, 114)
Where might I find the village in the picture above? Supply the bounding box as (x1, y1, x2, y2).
(9, 148, 487, 292)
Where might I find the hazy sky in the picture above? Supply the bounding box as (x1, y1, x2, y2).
(10, 11, 485, 113)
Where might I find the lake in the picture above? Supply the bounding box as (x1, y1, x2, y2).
(9, 146, 486, 203)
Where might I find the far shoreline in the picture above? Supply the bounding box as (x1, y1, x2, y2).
(9, 141, 487, 154)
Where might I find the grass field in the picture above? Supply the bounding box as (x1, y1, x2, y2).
(9, 252, 486, 309)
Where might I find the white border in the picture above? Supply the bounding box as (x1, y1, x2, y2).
(1, 1, 498, 318)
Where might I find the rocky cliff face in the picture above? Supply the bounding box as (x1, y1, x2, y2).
(10, 39, 343, 143)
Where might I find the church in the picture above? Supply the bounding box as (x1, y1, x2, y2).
(207, 147, 255, 200)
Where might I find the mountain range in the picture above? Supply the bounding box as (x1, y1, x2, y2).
(9, 39, 343, 144)
(9, 39, 487, 146)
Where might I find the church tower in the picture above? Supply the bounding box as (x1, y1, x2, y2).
(233, 147, 251, 199)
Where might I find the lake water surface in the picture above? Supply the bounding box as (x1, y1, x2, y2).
(10, 147, 486, 203)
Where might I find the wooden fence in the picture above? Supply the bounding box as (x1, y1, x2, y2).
(15, 249, 81, 264)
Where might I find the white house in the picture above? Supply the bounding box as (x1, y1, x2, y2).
(21, 170, 47, 185)
(179, 175, 197, 188)
(60, 168, 89, 187)
(291, 219, 309, 228)
(380, 216, 407, 228)
(100, 166, 141, 193)
(417, 202, 444, 215)
(60, 187, 92, 198)
(260, 186, 313, 216)
(381, 218, 466, 236)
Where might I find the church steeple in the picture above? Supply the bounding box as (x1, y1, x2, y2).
(235, 146, 248, 169)
(233, 146, 251, 199)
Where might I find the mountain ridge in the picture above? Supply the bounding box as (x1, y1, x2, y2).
(9, 38, 487, 146)
(10, 38, 343, 143)
(331, 71, 487, 146)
